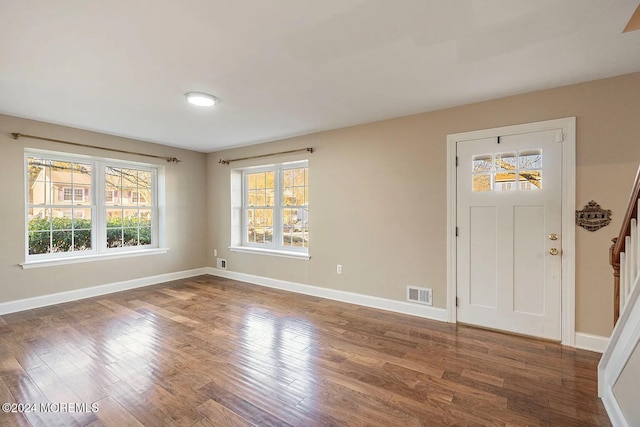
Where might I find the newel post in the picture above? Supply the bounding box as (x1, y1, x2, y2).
(611, 237, 620, 324)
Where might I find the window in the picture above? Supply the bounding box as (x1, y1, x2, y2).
(26, 150, 162, 263)
(130, 190, 147, 204)
(62, 187, 85, 202)
(231, 161, 309, 257)
(472, 149, 542, 192)
(105, 167, 153, 248)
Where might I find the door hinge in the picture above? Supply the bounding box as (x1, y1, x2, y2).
(455, 226, 459, 237)
(556, 131, 564, 143)
(456, 156, 459, 167)
(456, 297, 459, 307)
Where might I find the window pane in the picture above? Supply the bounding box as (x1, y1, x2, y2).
(495, 152, 516, 171)
(28, 208, 51, 231)
(73, 211, 91, 229)
(123, 209, 140, 226)
(105, 167, 122, 189)
(123, 228, 139, 246)
(52, 211, 73, 230)
(255, 172, 265, 189)
(138, 170, 152, 189)
(266, 189, 275, 206)
(255, 190, 265, 206)
(494, 172, 516, 191)
(266, 171, 275, 190)
(519, 150, 542, 170)
(74, 229, 92, 251)
(283, 169, 293, 187)
(107, 228, 123, 247)
(107, 208, 123, 222)
(472, 155, 492, 173)
(52, 161, 73, 184)
(472, 174, 492, 192)
(139, 228, 151, 245)
(248, 190, 257, 206)
(51, 230, 72, 252)
(139, 209, 152, 226)
(519, 171, 542, 190)
(294, 188, 305, 206)
(29, 232, 51, 254)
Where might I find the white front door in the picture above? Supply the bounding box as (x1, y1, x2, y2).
(456, 129, 563, 340)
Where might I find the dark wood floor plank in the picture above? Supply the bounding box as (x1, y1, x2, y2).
(0, 275, 610, 426)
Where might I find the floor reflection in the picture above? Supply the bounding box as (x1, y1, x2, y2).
(240, 309, 317, 405)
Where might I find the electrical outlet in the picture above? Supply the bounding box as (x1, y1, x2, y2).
(217, 258, 227, 270)
(214, 249, 217, 257)
(337, 264, 342, 274)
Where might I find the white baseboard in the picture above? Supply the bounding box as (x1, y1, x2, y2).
(0, 268, 210, 315)
(206, 267, 449, 322)
(575, 332, 609, 353)
(601, 388, 628, 427)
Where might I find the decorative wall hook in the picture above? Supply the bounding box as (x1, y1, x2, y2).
(576, 200, 612, 232)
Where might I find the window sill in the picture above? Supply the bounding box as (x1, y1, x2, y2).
(229, 246, 310, 260)
(21, 248, 170, 269)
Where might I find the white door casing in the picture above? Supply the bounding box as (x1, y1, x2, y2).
(446, 118, 576, 346)
(456, 131, 562, 340)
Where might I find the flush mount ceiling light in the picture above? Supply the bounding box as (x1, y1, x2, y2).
(185, 92, 219, 107)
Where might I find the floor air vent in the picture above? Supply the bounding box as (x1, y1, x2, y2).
(407, 286, 432, 306)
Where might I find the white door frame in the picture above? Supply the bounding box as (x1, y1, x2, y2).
(446, 117, 576, 346)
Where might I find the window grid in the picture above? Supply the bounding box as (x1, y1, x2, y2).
(105, 167, 154, 248)
(472, 149, 542, 192)
(26, 152, 158, 260)
(27, 158, 94, 255)
(242, 162, 308, 252)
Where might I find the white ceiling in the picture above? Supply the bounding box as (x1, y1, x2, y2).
(1, 1, 639, 153)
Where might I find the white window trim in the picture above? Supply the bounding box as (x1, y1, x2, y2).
(24, 149, 167, 267)
(21, 248, 170, 269)
(228, 245, 310, 260)
(230, 160, 309, 259)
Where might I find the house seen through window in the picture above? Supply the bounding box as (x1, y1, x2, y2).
(241, 161, 309, 253)
(26, 151, 159, 260)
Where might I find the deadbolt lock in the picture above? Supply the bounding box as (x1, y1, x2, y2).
(549, 248, 559, 256)
(549, 233, 558, 241)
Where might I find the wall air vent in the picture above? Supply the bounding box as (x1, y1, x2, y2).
(407, 286, 432, 306)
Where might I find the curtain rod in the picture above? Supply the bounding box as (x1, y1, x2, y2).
(219, 147, 313, 165)
(10, 132, 181, 163)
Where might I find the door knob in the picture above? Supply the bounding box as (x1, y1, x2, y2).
(549, 233, 558, 241)
(549, 248, 559, 255)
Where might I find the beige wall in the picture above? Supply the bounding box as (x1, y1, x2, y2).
(0, 114, 208, 303)
(1, 72, 638, 338)
(207, 72, 640, 337)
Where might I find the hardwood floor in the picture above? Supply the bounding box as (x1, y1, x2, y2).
(0, 275, 609, 426)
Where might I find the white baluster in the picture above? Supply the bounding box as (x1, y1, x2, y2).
(620, 252, 627, 311)
(637, 200, 640, 290)
(630, 219, 637, 289)
(626, 236, 633, 302)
